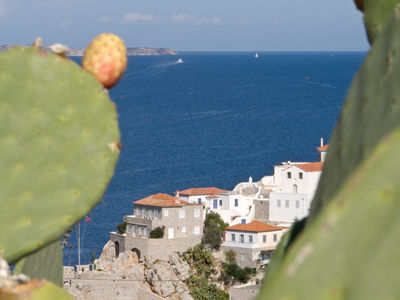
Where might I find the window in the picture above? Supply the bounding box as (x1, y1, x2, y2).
(293, 184, 298, 193)
(139, 227, 143, 235)
(249, 235, 253, 243)
(231, 233, 235, 241)
(241, 253, 245, 262)
(182, 227, 186, 233)
(299, 172, 303, 179)
(164, 210, 169, 217)
(234, 199, 238, 207)
(194, 208, 200, 218)
(287, 172, 291, 179)
(240, 234, 244, 243)
(273, 234, 277, 242)
(136, 208, 141, 216)
(277, 199, 281, 208)
(219, 199, 222, 206)
(154, 210, 159, 219)
(194, 226, 200, 235)
(142, 209, 146, 217)
(263, 235, 267, 243)
(147, 209, 151, 217)
(241, 219, 246, 224)
(132, 225, 137, 237)
(296, 200, 300, 209)
(179, 209, 185, 219)
(198, 198, 202, 204)
(213, 199, 218, 209)
(285, 200, 289, 208)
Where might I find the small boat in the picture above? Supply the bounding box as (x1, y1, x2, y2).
(305, 76, 311, 81)
(254, 53, 259, 58)
(177, 58, 183, 63)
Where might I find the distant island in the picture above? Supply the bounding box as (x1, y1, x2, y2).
(0, 45, 178, 56)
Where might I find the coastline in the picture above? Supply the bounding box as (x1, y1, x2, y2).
(0, 45, 178, 56)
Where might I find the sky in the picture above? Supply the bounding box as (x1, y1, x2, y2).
(0, 0, 369, 51)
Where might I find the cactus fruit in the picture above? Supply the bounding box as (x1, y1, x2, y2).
(0, 46, 120, 263)
(258, 6, 400, 299)
(82, 33, 127, 89)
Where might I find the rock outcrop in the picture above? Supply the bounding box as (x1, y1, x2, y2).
(64, 243, 192, 300)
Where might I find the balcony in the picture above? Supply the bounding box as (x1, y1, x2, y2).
(124, 215, 152, 226)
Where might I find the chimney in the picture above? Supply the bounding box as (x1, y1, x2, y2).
(320, 137, 324, 147)
(175, 190, 180, 197)
(249, 176, 253, 183)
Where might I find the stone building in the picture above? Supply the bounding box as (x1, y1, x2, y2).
(221, 221, 286, 268)
(110, 193, 203, 261)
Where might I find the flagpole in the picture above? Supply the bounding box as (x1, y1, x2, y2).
(77, 219, 81, 272)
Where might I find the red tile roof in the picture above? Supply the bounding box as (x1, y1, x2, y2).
(133, 193, 191, 207)
(206, 194, 218, 198)
(178, 187, 228, 196)
(317, 144, 329, 151)
(294, 162, 324, 172)
(225, 221, 282, 233)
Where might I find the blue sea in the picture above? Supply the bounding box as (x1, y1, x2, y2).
(63, 52, 365, 265)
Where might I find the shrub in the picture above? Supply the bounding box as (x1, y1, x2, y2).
(117, 222, 126, 234)
(183, 244, 215, 277)
(149, 226, 165, 238)
(201, 212, 229, 250)
(221, 262, 255, 284)
(186, 275, 229, 300)
(224, 250, 236, 263)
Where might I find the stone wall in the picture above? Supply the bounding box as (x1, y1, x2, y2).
(221, 246, 257, 269)
(254, 200, 269, 221)
(123, 236, 202, 261)
(229, 284, 261, 300)
(109, 232, 126, 257)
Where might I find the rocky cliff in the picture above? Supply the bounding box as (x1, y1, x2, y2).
(64, 241, 192, 300)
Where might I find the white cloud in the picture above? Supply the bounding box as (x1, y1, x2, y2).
(100, 16, 113, 23)
(122, 12, 154, 23)
(171, 14, 222, 25)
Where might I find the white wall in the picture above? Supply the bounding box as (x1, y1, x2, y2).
(223, 229, 286, 250)
(269, 192, 312, 222)
(223, 231, 259, 249)
(277, 166, 321, 195)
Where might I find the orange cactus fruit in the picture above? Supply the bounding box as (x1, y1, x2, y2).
(82, 33, 127, 89)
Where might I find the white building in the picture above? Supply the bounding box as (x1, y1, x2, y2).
(268, 161, 324, 223)
(177, 187, 253, 225)
(222, 221, 287, 268)
(233, 140, 328, 224)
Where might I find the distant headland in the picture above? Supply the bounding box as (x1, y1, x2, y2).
(0, 45, 178, 56)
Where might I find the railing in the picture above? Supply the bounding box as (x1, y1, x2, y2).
(124, 215, 152, 226)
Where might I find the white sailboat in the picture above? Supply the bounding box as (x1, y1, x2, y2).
(255, 53, 259, 58)
(177, 58, 184, 63)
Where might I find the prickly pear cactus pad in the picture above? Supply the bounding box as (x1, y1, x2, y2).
(0, 47, 120, 263)
(258, 6, 400, 299)
(361, 0, 400, 43)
